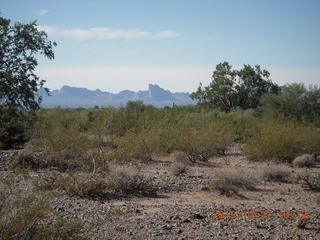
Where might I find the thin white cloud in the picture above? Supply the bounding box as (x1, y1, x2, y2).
(37, 9, 49, 16)
(153, 30, 179, 39)
(37, 25, 179, 40)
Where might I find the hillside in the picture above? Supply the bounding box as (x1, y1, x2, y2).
(39, 84, 195, 108)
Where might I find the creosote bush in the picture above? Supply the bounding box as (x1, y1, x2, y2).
(243, 119, 320, 162)
(293, 154, 315, 168)
(177, 120, 235, 162)
(209, 168, 259, 196)
(0, 193, 85, 240)
(110, 130, 160, 162)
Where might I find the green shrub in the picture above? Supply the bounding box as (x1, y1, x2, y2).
(110, 130, 160, 162)
(293, 154, 315, 168)
(261, 164, 291, 182)
(37, 218, 85, 240)
(157, 126, 181, 154)
(0, 194, 50, 239)
(243, 119, 320, 162)
(0, 106, 32, 150)
(222, 108, 260, 141)
(209, 168, 259, 196)
(177, 120, 235, 162)
(29, 118, 108, 171)
(261, 83, 320, 122)
(0, 193, 85, 240)
(105, 208, 127, 222)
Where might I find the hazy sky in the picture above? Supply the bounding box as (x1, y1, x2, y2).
(1, 0, 320, 92)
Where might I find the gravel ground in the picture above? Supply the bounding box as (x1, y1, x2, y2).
(1, 147, 320, 240)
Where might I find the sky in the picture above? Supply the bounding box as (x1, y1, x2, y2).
(1, 0, 320, 93)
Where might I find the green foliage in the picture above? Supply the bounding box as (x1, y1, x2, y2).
(104, 208, 127, 222)
(28, 109, 110, 171)
(26, 100, 319, 167)
(37, 218, 85, 240)
(176, 119, 235, 162)
(261, 83, 320, 122)
(243, 118, 320, 162)
(0, 16, 56, 149)
(0, 194, 50, 239)
(0, 16, 56, 110)
(0, 193, 85, 240)
(191, 62, 279, 112)
(220, 108, 260, 141)
(0, 106, 32, 149)
(111, 129, 161, 162)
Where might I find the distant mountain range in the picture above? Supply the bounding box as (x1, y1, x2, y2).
(38, 84, 195, 108)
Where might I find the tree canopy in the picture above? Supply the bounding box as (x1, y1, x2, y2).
(0, 16, 56, 149)
(261, 83, 320, 121)
(191, 62, 279, 112)
(0, 16, 56, 110)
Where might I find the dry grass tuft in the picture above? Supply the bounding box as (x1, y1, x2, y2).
(261, 164, 291, 182)
(293, 154, 315, 168)
(172, 161, 188, 176)
(106, 165, 156, 196)
(209, 168, 260, 196)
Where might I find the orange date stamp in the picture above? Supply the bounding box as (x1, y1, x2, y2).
(210, 209, 309, 220)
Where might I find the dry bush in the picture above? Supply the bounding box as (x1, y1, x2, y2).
(172, 161, 188, 176)
(174, 151, 191, 165)
(54, 173, 107, 198)
(293, 154, 315, 168)
(209, 168, 260, 196)
(301, 173, 320, 191)
(12, 150, 36, 168)
(287, 172, 303, 184)
(11, 149, 71, 172)
(261, 164, 291, 182)
(33, 174, 60, 191)
(106, 165, 156, 195)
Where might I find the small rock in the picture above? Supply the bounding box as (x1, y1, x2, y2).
(182, 218, 191, 223)
(135, 209, 141, 214)
(192, 213, 205, 219)
(162, 224, 172, 230)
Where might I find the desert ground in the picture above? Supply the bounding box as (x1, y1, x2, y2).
(1, 144, 319, 240)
